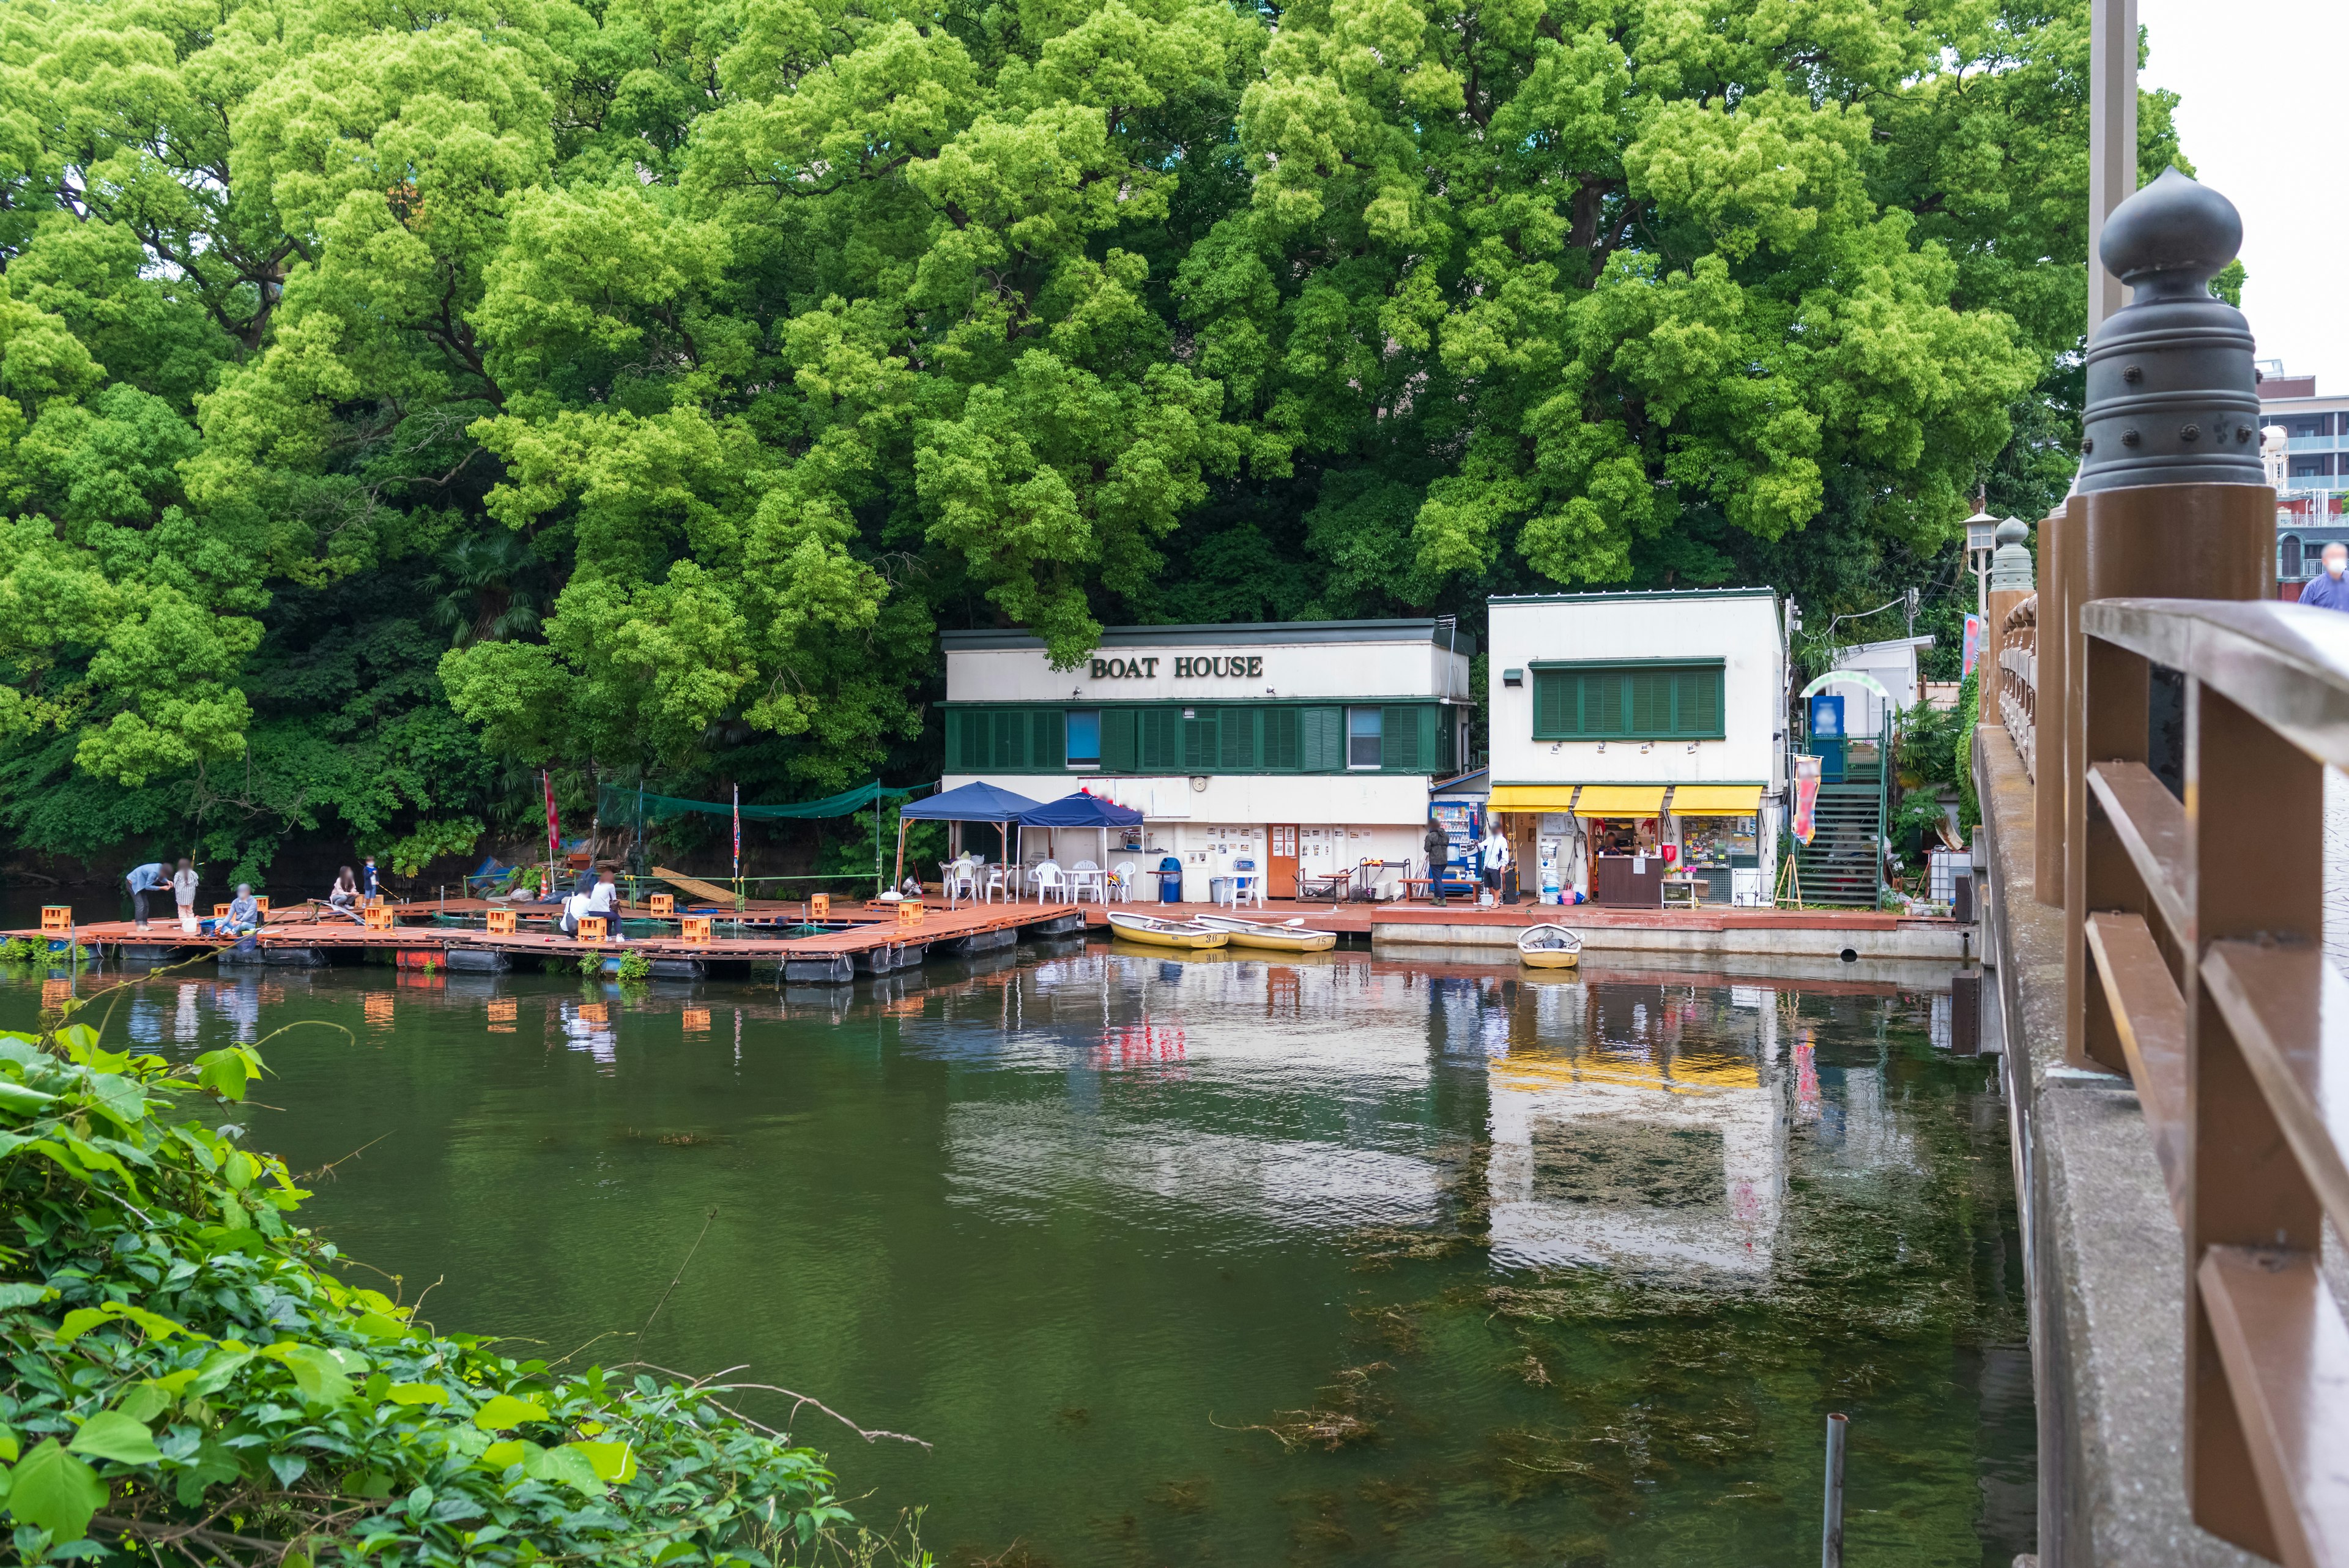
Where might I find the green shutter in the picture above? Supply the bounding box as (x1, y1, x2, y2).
(1182, 710, 1217, 770)
(991, 710, 1026, 769)
(1534, 670, 1575, 738)
(1102, 708, 1137, 772)
(1263, 707, 1301, 770)
(1672, 667, 1723, 736)
(1301, 706, 1343, 771)
(1589, 671, 1624, 736)
(1628, 672, 1670, 735)
(1218, 707, 1256, 769)
(1382, 705, 1420, 771)
(1036, 708, 1065, 768)
(1139, 708, 1177, 771)
(944, 710, 965, 769)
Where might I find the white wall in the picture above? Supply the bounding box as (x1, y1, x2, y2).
(1485, 592, 1786, 790)
(1819, 638, 1927, 740)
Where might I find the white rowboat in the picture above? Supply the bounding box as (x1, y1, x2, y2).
(1105, 912, 1231, 950)
(1189, 913, 1340, 953)
(1517, 923, 1583, 968)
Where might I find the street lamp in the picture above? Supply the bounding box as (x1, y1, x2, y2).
(1964, 505, 1999, 615)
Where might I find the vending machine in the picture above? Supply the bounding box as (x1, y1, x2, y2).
(1430, 801, 1480, 896)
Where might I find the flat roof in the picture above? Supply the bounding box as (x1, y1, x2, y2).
(1487, 587, 1779, 606)
(942, 619, 1477, 655)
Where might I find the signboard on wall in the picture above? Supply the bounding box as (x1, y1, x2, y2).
(1792, 755, 1821, 845)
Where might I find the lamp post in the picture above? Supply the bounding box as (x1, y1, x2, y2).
(1963, 504, 1998, 616)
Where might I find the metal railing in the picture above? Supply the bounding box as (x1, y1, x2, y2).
(2061, 593, 2349, 1566)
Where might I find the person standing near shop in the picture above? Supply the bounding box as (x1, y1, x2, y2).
(125, 860, 170, 929)
(172, 857, 199, 934)
(2299, 541, 2349, 611)
(1480, 823, 1511, 904)
(1423, 817, 1452, 905)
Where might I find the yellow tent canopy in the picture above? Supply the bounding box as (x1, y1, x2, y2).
(1669, 784, 1764, 815)
(1488, 785, 1579, 811)
(1573, 785, 1666, 817)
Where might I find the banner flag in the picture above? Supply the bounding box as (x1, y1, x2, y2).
(1961, 614, 1983, 679)
(543, 771, 559, 871)
(1793, 755, 1822, 847)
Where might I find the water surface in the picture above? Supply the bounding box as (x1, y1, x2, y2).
(2, 940, 2029, 1566)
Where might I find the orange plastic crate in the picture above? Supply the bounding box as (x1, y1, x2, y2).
(41, 906, 73, 932)
(486, 908, 518, 935)
(213, 904, 232, 919)
(363, 905, 396, 931)
(680, 915, 714, 944)
(808, 893, 831, 920)
(897, 899, 925, 926)
(577, 916, 607, 942)
(648, 893, 675, 916)
(254, 897, 270, 913)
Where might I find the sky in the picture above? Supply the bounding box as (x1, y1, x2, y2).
(2137, 0, 2349, 390)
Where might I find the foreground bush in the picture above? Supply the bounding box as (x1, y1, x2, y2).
(0, 1013, 883, 1564)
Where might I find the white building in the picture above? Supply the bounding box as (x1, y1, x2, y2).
(940, 620, 1474, 902)
(1485, 590, 1787, 906)
(1815, 634, 1934, 740)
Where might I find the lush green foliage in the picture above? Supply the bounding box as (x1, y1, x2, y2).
(1953, 665, 1981, 831)
(0, 1007, 885, 1564)
(0, 0, 2194, 872)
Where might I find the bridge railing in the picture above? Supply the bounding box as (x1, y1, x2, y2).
(2071, 594, 2349, 1567)
(1997, 595, 2038, 782)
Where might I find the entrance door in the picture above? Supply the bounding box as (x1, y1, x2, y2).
(1269, 825, 1300, 898)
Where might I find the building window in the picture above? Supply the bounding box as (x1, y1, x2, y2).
(2288, 453, 2334, 478)
(2282, 535, 2304, 579)
(1347, 707, 1384, 768)
(1531, 663, 1727, 740)
(1066, 709, 1100, 767)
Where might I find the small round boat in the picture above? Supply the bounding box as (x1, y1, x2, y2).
(1517, 923, 1583, 968)
(1107, 912, 1231, 951)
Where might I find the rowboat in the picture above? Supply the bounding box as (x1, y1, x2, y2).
(1189, 913, 1339, 953)
(1517, 923, 1583, 968)
(1106, 912, 1230, 950)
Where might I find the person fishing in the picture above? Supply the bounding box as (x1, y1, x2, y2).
(581, 868, 621, 940)
(172, 858, 199, 935)
(562, 869, 601, 938)
(362, 855, 380, 898)
(124, 860, 170, 929)
(328, 866, 360, 915)
(223, 884, 262, 936)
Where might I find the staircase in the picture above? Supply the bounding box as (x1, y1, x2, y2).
(1792, 755, 1886, 908)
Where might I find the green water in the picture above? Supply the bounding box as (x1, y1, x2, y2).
(1, 942, 2030, 1566)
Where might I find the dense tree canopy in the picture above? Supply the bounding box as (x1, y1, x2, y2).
(0, 0, 2194, 880)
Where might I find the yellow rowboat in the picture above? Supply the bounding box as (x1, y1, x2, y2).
(1517, 923, 1583, 969)
(1106, 912, 1231, 951)
(1190, 913, 1340, 953)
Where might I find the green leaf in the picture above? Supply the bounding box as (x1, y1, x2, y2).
(9, 1439, 104, 1540)
(480, 1437, 541, 1473)
(385, 1382, 449, 1406)
(352, 1310, 412, 1342)
(525, 1441, 605, 1495)
(69, 1410, 160, 1465)
(0, 1082, 55, 1113)
(192, 1050, 248, 1102)
(0, 1283, 54, 1310)
(562, 1439, 637, 1484)
(82, 1072, 148, 1131)
(189, 1345, 255, 1395)
(277, 1343, 352, 1407)
(472, 1394, 550, 1430)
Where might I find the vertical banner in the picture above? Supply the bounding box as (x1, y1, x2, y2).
(1793, 754, 1822, 847)
(542, 770, 559, 879)
(732, 783, 741, 902)
(1961, 613, 1984, 679)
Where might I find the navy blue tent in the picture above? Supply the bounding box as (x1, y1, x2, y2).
(891, 781, 1047, 888)
(1017, 791, 1144, 827)
(897, 781, 1045, 821)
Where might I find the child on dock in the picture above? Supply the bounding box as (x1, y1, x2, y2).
(173, 858, 199, 934)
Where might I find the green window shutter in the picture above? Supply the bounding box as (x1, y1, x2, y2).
(1102, 708, 1137, 772)
(1036, 708, 1066, 768)
(992, 710, 1026, 770)
(944, 710, 965, 770)
(1534, 670, 1575, 738)
(1587, 671, 1625, 737)
(1436, 708, 1456, 773)
(1219, 707, 1256, 769)
(1382, 705, 1420, 771)
(1672, 667, 1723, 737)
(959, 711, 988, 770)
(1628, 672, 1670, 735)
(1139, 708, 1176, 771)
(1301, 706, 1343, 771)
(1183, 710, 1217, 771)
(1263, 707, 1301, 770)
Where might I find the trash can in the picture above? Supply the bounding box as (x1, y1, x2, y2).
(1207, 877, 1230, 906)
(1157, 855, 1184, 904)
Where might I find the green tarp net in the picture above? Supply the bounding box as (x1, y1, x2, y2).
(598, 780, 932, 825)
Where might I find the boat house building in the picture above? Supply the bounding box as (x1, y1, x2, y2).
(939, 620, 1475, 903)
(1485, 590, 1788, 907)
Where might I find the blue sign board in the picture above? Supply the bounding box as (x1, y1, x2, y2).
(1808, 693, 1846, 741)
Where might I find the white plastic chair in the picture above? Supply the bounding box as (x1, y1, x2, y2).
(1033, 863, 1067, 905)
(943, 858, 977, 908)
(1110, 861, 1136, 903)
(981, 865, 1010, 904)
(1071, 859, 1104, 903)
(1228, 858, 1266, 908)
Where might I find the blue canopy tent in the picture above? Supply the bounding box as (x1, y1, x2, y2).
(1019, 790, 1145, 891)
(891, 781, 1048, 887)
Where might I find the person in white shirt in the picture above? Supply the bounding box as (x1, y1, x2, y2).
(1480, 827, 1511, 901)
(173, 858, 199, 934)
(582, 871, 622, 940)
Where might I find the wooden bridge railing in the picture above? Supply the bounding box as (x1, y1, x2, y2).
(1998, 595, 2038, 782)
(2069, 594, 2349, 1567)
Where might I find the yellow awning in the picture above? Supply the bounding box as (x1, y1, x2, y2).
(1669, 784, 1764, 815)
(1573, 785, 1667, 817)
(1488, 785, 1579, 811)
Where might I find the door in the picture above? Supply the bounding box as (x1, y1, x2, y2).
(1269, 825, 1300, 898)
